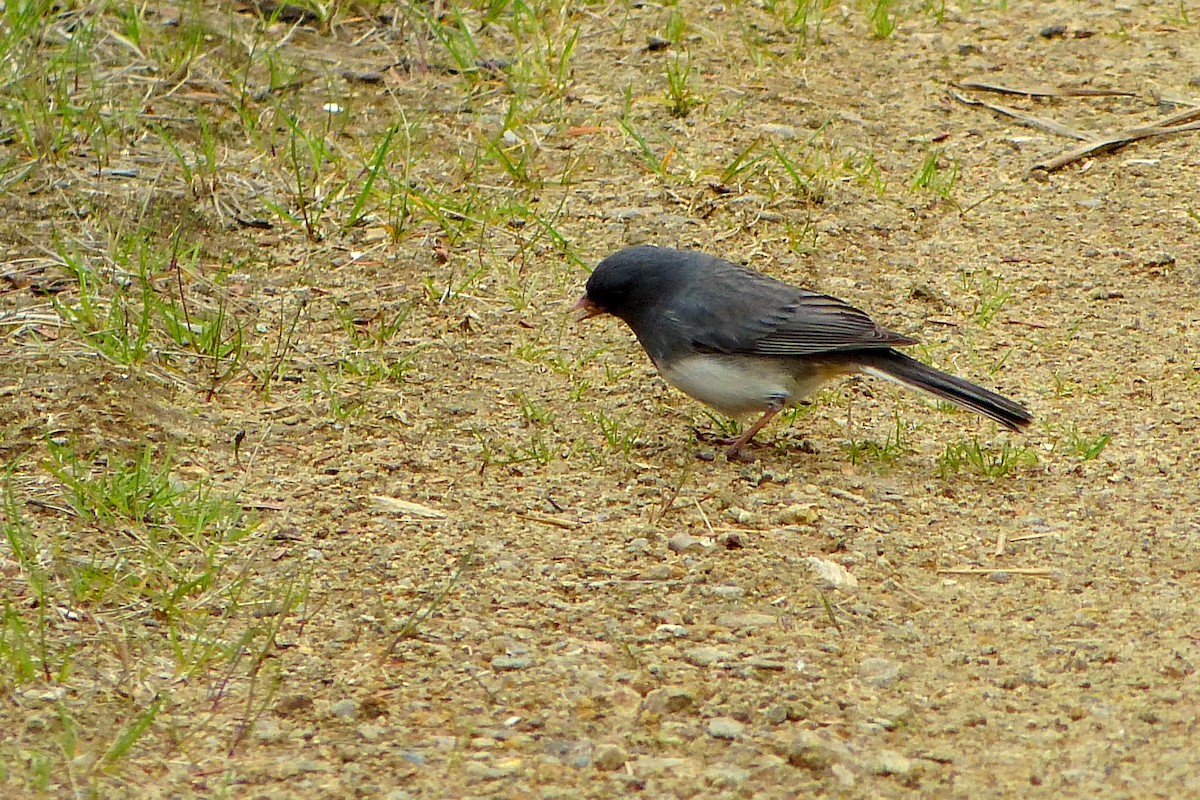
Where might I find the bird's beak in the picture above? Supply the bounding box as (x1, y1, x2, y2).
(573, 295, 605, 322)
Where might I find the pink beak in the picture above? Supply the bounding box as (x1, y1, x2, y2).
(573, 295, 605, 322)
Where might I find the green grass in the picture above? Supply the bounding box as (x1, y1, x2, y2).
(843, 412, 911, 468)
(911, 150, 959, 199)
(2, 440, 308, 789)
(938, 438, 1038, 478)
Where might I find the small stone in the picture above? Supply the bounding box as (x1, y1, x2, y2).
(1039, 23, 1067, 38)
(716, 612, 776, 629)
(356, 723, 383, 742)
(705, 765, 750, 787)
(784, 730, 831, 770)
(725, 506, 757, 524)
(253, 718, 286, 743)
(643, 564, 673, 580)
(400, 750, 425, 765)
(684, 646, 734, 667)
(668, 533, 706, 554)
(330, 699, 358, 719)
(859, 657, 901, 689)
(276, 694, 313, 715)
(627, 537, 650, 554)
(491, 655, 531, 671)
(707, 716, 744, 740)
(630, 756, 690, 776)
(654, 624, 688, 639)
(763, 704, 789, 724)
(757, 123, 801, 139)
(873, 749, 913, 777)
(717, 531, 744, 549)
(746, 657, 787, 671)
(594, 743, 628, 771)
(463, 762, 506, 782)
(777, 503, 820, 525)
(710, 584, 744, 599)
(807, 557, 858, 592)
(644, 687, 697, 713)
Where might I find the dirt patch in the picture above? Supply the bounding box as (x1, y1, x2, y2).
(2, 1, 1199, 797)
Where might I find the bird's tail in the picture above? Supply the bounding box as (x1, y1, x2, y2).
(854, 349, 1032, 431)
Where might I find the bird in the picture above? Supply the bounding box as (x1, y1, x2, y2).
(575, 245, 1032, 461)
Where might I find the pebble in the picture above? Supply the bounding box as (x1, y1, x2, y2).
(643, 687, 697, 713)
(746, 656, 787, 671)
(330, 699, 358, 719)
(668, 532, 707, 553)
(627, 537, 650, 554)
(684, 646, 734, 666)
(630, 756, 690, 776)
(725, 506, 757, 524)
(462, 762, 508, 782)
(705, 765, 750, 787)
(643, 564, 674, 580)
(710, 585, 745, 599)
(400, 750, 425, 765)
(717, 531, 744, 549)
(807, 557, 859, 592)
(253, 718, 286, 743)
(757, 123, 801, 139)
(593, 743, 629, 771)
(356, 724, 383, 742)
(716, 612, 776, 629)
(276, 694, 314, 715)
(707, 716, 745, 740)
(859, 657, 901, 688)
(654, 623, 688, 639)
(491, 655, 531, 671)
(873, 750, 913, 777)
(764, 704, 790, 725)
(777, 503, 820, 525)
(784, 730, 832, 770)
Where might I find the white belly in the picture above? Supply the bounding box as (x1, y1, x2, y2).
(658, 354, 841, 418)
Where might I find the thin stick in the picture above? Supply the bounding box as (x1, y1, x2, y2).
(693, 498, 715, 536)
(937, 568, 1055, 576)
(948, 89, 1089, 140)
(1008, 532, 1056, 542)
(994, 529, 1007, 556)
(1034, 119, 1200, 172)
(956, 81, 1136, 98)
(515, 511, 579, 530)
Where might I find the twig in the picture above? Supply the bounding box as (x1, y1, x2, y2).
(515, 511, 579, 530)
(1033, 118, 1200, 172)
(948, 89, 1089, 140)
(956, 81, 1136, 98)
(937, 568, 1056, 577)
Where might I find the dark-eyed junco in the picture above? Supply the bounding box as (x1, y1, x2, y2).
(575, 245, 1032, 461)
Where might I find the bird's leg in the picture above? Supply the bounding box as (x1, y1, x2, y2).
(725, 405, 782, 462)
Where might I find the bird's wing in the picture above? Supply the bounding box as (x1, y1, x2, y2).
(670, 263, 916, 356)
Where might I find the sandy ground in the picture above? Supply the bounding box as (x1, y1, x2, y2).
(2, 1, 1200, 797)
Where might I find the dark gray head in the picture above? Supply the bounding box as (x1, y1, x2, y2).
(577, 246, 697, 325)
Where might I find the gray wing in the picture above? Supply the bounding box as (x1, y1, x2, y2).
(669, 261, 916, 356)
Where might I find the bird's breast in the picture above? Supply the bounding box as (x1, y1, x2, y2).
(657, 354, 841, 418)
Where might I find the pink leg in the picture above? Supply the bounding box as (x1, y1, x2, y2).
(725, 406, 782, 462)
